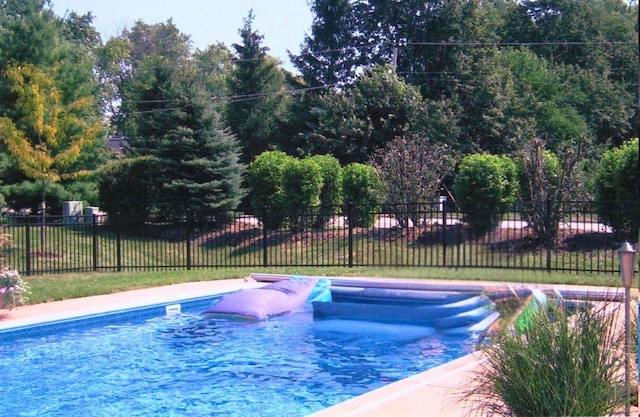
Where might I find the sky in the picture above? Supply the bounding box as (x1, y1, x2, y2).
(50, 0, 314, 71)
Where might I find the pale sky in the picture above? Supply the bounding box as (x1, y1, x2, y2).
(50, 0, 314, 71)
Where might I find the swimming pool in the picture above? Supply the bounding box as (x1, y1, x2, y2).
(0, 289, 480, 416)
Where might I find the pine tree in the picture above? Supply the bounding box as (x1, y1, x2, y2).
(226, 11, 289, 163)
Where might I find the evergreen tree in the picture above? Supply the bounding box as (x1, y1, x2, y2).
(226, 11, 289, 163)
(291, 0, 360, 86)
(153, 68, 246, 222)
(108, 21, 245, 222)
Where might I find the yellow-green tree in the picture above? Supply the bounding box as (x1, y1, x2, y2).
(0, 63, 101, 251)
(0, 63, 101, 197)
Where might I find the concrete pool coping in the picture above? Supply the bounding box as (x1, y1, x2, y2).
(0, 276, 635, 416)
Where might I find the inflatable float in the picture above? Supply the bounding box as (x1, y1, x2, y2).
(312, 286, 499, 333)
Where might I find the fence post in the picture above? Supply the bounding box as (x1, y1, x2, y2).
(25, 217, 31, 276)
(92, 214, 98, 271)
(186, 219, 192, 270)
(348, 202, 354, 268)
(116, 223, 122, 272)
(442, 200, 447, 267)
(262, 206, 268, 268)
(545, 199, 552, 273)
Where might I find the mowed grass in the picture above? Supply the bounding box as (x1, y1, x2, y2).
(22, 266, 624, 305)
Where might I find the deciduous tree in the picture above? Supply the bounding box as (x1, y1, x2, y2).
(0, 64, 101, 210)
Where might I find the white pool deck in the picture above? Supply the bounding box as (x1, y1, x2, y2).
(0, 277, 636, 417)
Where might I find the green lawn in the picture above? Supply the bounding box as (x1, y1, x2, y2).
(22, 266, 623, 305)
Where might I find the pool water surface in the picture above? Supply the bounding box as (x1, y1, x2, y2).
(0, 300, 477, 416)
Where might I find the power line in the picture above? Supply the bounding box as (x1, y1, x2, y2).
(120, 83, 337, 114)
(406, 40, 637, 46)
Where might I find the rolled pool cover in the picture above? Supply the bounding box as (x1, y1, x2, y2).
(203, 277, 328, 320)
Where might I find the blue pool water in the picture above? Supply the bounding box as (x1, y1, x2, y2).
(0, 297, 477, 417)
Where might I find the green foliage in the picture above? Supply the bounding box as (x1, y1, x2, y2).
(282, 157, 323, 233)
(62, 180, 99, 208)
(226, 12, 290, 163)
(247, 150, 293, 230)
(0, 177, 96, 215)
(150, 83, 246, 223)
(470, 301, 625, 416)
(342, 163, 382, 227)
(291, 0, 358, 86)
(594, 138, 639, 236)
(97, 156, 159, 222)
(306, 154, 343, 227)
(105, 21, 246, 223)
(307, 65, 427, 164)
(1, 180, 72, 214)
(453, 153, 517, 236)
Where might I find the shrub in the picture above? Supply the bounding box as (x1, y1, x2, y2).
(342, 163, 382, 228)
(468, 301, 625, 416)
(370, 134, 455, 228)
(594, 138, 639, 236)
(97, 156, 159, 223)
(65, 180, 100, 208)
(0, 266, 28, 310)
(515, 139, 574, 245)
(0, 232, 28, 310)
(306, 154, 343, 228)
(247, 151, 293, 230)
(1, 180, 72, 215)
(282, 158, 323, 233)
(453, 153, 517, 236)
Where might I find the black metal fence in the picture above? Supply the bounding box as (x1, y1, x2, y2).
(1, 201, 636, 275)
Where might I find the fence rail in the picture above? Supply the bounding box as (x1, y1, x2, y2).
(1, 201, 636, 275)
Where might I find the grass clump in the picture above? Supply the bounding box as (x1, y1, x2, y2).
(468, 300, 626, 416)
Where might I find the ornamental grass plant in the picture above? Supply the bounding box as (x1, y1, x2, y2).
(466, 299, 627, 417)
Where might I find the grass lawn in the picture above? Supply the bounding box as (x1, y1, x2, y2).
(22, 266, 624, 305)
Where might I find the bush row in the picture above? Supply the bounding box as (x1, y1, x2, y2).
(247, 151, 382, 231)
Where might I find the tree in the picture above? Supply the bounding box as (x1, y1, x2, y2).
(100, 21, 246, 223)
(306, 64, 427, 164)
(0, 0, 105, 191)
(0, 64, 101, 212)
(193, 43, 234, 107)
(101, 19, 193, 138)
(0, 63, 101, 252)
(0, 0, 60, 70)
(97, 155, 158, 223)
(501, 0, 638, 139)
(227, 11, 290, 163)
(371, 134, 455, 228)
(291, 0, 360, 86)
(152, 71, 246, 222)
